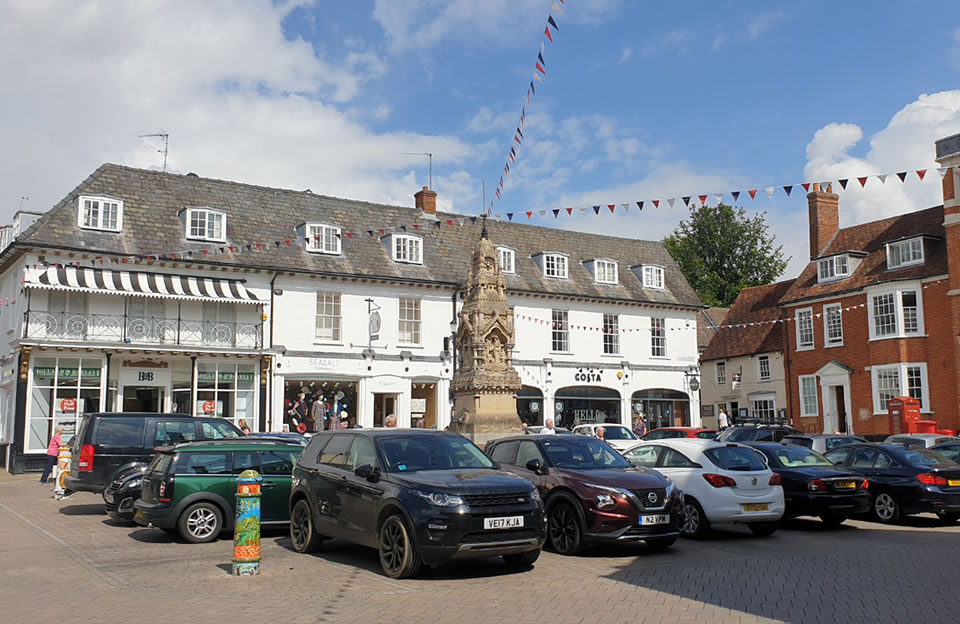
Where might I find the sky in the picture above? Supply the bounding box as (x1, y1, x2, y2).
(3, 0, 960, 278)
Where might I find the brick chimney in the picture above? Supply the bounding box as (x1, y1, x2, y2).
(415, 186, 437, 215)
(807, 183, 839, 259)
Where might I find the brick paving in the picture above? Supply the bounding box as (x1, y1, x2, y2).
(1, 479, 957, 624)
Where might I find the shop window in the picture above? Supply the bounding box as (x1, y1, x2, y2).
(411, 382, 437, 429)
(284, 379, 357, 432)
(517, 386, 544, 426)
(28, 357, 103, 453)
(554, 386, 621, 430)
(196, 362, 257, 429)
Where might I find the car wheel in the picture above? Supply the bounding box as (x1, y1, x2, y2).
(872, 492, 901, 524)
(681, 497, 710, 539)
(547, 502, 583, 555)
(378, 514, 422, 579)
(178, 502, 223, 543)
(819, 513, 847, 527)
(936, 511, 960, 525)
(748, 522, 778, 537)
(502, 548, 541, 568)
(645, 535, 677, 551)
(290, 499, 322, 554)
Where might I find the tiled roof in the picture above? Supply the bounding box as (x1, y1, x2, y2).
(699, 280, 795, 361)
(780, 205, 946, 305)
(4, 164, 703, 308)
(696, 307, 729, 350)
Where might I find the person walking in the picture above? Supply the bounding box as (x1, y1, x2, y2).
(541, 418, 557, 434)
(40, 426, 64, 485)
(718, 408, 729, 430)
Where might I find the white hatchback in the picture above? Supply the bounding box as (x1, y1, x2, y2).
(621, 439, 785, 538)
(570, 424, 639, 451)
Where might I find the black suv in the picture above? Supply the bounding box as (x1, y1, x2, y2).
(288, 430, 545, 579)
(718, 422, 800, 443)
(65, 412, 242, 494)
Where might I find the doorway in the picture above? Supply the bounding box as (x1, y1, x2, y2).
(834, 386, 847, 433)
(373, 393, 398, 427)
(122, 387, 164, 412)
(729, 402, 739, 425)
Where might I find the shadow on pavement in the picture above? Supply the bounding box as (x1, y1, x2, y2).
(58, 503, 106, 516)
(128, 528, 176, 543)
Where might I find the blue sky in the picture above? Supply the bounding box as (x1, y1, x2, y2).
(3, 1, 960, 277)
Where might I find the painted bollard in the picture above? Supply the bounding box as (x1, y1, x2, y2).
(232, 469, 262, 576)
(53, 444, 71, 500)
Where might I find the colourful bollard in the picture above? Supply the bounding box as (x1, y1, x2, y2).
(232, 469, 262, 576)
(53, 444, 71, 501)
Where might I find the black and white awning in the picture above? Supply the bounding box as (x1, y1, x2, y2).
(26, 266, 261, 304)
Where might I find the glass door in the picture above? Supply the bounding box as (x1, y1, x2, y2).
(122, 387, 164, 412)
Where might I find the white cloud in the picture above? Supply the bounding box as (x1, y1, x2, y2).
(641, 29, 695, 56)
(803, 90, 960, 225)
(0, 0, 483, 222)
(746, 11, 785, 40)
(617, 46, 633, 64)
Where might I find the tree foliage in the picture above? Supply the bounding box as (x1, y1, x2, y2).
(663, 203, 788, 307)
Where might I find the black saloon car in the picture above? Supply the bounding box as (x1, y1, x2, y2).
(824, 444, 960, 524)
(747, 443, 870, 526)
(486, 434, 682, 554)
(288, 430, 545, 579)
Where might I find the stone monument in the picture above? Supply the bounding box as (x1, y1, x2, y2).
(450, 219, 523, 445)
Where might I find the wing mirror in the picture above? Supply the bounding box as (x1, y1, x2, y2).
(525, 459, 548, 475)
(354, 464, 381, 482)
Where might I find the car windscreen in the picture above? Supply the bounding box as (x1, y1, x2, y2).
(378, 435, 494, 472)
(825, 437, 863, 450)
(695, 431, 717, 439)
(721, 428, 758, 442)
(146, 453, 173, 474)
(541, 437, 632, 469)
(783, 436, 813, 449)
(900, 448, 960, 467)
(705, 446, 766, 471)
(601, 426, 638, 441)
(768, 446, 832, 468)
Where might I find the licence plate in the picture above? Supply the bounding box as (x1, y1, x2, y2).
(835, 481, 856, 489)
(639, 514, 669, 526)
(741, 503, 770, 512)
(949, 479, 960, 487)
(484, 516, 523, 530)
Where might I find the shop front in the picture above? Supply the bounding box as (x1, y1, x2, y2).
(27, 356, 105, 455)
(517, 385, 544, 426)
(553, 386, 621, 429)
(282, 377, 359, 432)
(631, 389, 691, 430)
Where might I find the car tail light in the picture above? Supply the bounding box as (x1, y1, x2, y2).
(159, 478, 174, 503)
(861, 478, 869, 489)
(769, 474, 782, 486)
(78, 444, 94, 472)
(807, 479, 827, 491)
(703, 473, 737, 488)
(917, 473, 948, 486)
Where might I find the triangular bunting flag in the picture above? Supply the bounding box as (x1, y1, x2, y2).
(783, 185, 793, 197)
(857, 177, 868, 188)
(608, 204, 616, 213)
(636, 201, 644, 210)
(536, 62, 546, 75)
(698, 195, 708, 206)
(877, 174, 886, 184)
(916, 169, 926, 181)
(538, 52, 545, 67)
(507, 213, 514, 221)
(622, 203, 630, 212)
(838, 179, 848, 189)
(346, 232, 353, 239)
(938, 167, 950, 179)
(547, 16, 559, 30)
(747, 189, 758, 199)
(682, 196, 691, 206)
(667, 198, 676, 208)
(552, 209, 560, 217)
(551, 1, 563, 14)
(446, 219, 454, 227)
(538, 210, 546, 216)
(800, 183, 810, 192)
(765, 187, 775, 198)
(532, 72, 543, 84)
(731, 191, 741, 201)
(593, 205, 601, 214)
(714, 194, 724, 204)
(544, 25, 553, 42)
(652, 200, 660, 208)
(897, 171, 907, 182)
(566, 207, 573, 215)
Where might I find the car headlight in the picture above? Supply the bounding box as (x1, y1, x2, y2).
(595, 494, 616, 510)
(125, 478, 143, 489)
(529, 487, 542, 504)
(414, 491, 465, 507)
(583, 482, 632, 502)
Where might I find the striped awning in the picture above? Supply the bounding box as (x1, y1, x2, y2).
(26, 266, 261, 304)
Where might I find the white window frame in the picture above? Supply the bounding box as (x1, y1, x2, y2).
(823, 303, 843, 347)
(393, 234, 423, 265)
(817, 255, 849, 283)
(497, 247, 515, 274)
(715, 361, 726, 385)
(871, 362, 930, 413)
(594, 259, 618, 285)
(757, 355, 771, 381)
(602, 313, 619, 355)
(795, 308, 813, 351)
(650, 317, 666, 357)
(551, 309, 570, 353)
(867, 286, 924, 340)
(314, 291, 342, 343)
(77, 195, 123, 232)
(750, 395, 776, 421)
(799, 375, 818, 417)
(306, 224, 341, 255)
(186, 208, 226, 242)
(886, 238, 924, 269)
(543, 253, 568, 279)
(398, 297, 422, 345)
(642, 265, 665, 289)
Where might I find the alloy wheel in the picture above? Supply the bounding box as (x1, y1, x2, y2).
(186, 507, 218, 539)
(291, 504, 310, 550)
(381, 520, 406, 574)
(682, 503, 700, 535)
(549, 505, 578, 553)
(874, 493, 896, 521)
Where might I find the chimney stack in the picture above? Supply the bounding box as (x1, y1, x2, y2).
(415, 186, 437, 215)
(807, 182, 839, 259)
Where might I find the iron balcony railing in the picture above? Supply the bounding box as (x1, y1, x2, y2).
(24, 311, 262, 349)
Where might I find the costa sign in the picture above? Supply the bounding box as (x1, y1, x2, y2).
(574, 369, 603, 383)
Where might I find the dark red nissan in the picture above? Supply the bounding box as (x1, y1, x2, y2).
(486, 434, 683, 554)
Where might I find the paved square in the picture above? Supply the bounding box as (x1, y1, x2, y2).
(1, 478, 956, 624)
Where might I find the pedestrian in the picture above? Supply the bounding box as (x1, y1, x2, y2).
(40, 426, 64, 485)
(521, 422, 528, 431)
(633, 417, 647, 438)
(595, 426, 605, 441)
(541, 418, 557, 434)
(237, 419, 251, 435)
(718, 408, 729, 430)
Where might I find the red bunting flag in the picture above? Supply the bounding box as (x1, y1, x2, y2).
(747, 189, 758, 199)
(536, 62, 546, 75)
(698, 195, 708, 205)
(566, 208, 573, 215)
(526, 211, 533, 219)
(916, 169, 926, 181)
(544, 25, 553, 42)
(652, 200, 660, 208)
(608, 204, 616, 213)
(800, 183, 810, 192)
(446, 219, 454, 227)
(857, 177, 868, 188)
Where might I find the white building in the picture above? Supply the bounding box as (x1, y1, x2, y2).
(0, 166, 704, 472)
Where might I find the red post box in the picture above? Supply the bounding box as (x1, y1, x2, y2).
(887, 396, 922, 435)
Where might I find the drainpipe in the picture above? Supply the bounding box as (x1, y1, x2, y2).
(269, 272, 280, 351)
(781, 306, 794, 429)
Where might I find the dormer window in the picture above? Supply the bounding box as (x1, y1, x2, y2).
(306, 223, 341, 255)
(818, 254, 849, 282)
(641, 265, 664, 289)
(887, 238, 924, 269)
(393, 234, 422, 264)
(594, 259, 618, 284)
(497, 247, 515, 274)
(543, 253, 568, 279)
(186, 207, 226, 242)
(78, 195, 123, 232)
